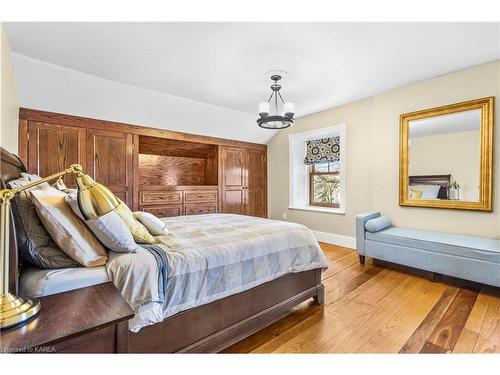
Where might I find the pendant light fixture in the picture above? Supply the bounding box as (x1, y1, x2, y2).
(257, 75, 294, 129)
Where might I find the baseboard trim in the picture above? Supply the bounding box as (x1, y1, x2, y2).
(312, 230, 356, 249)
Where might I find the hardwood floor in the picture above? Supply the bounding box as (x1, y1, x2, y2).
(224, 243, 500, 354)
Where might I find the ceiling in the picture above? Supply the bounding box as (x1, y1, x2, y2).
(410, 109, 481, 137)
(4, 22, 500, 120)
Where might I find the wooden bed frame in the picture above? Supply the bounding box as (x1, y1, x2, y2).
(0, 147, 325, 353)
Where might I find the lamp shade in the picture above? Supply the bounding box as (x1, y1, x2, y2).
(75, 174, 120, 220)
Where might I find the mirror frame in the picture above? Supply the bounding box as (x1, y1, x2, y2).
(399, 97, 494, 211)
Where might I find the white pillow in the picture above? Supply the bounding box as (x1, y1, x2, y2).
(65, 193, 139, 253)
(410, 185, 441, 199)
(133, 211, 169, 236)
(30, 187, 108, 267)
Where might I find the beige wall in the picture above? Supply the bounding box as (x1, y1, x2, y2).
(268, 61, 500, 239)
(409, 130, 480, 201)
(0, 24, 19, 154)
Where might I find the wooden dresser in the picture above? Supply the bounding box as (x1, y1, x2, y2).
(18, 108, 267, 218)
(140, 186, 218, 217)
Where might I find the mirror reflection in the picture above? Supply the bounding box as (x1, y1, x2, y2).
(408, 109, 481, 202)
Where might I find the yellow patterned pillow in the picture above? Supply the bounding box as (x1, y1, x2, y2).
(409, 190, 423, 199)
(114, 200, 157, 244)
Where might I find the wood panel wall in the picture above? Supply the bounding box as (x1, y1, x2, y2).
(139, 154, 207, 187)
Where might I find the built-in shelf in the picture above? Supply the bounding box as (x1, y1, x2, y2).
(138, 135, 218, 188)
(137, 135, 219, 216)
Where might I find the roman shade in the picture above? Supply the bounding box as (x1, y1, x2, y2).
(304, 136, 340, 165)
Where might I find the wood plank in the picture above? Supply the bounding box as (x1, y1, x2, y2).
(321, 243, 353, 262)
(472, 288, 500, 353)
(87, 129, 134, 207)
(358, 280, 446, 353)
(132, 134, 139, 210)
(138, 134, 216, 158)
(27, 121, 87, 187)
(227, 244, 500, 354)
(452, 329, 479, 354)
(420, 288, 478, 353)
(321, 277, 437, 353)
(220, 146, 246, 215)
(246, 148, 267, 218)
(139, 154, 207, 186)
(252, 269, 407, 353)
(18, 119, 28, 166)
(321, 252, 359, 280)
(400, 286, 460, 353)
(452, 289, 490, 353)
(324, 263, 383, 305)
(420, 342, 447, 353)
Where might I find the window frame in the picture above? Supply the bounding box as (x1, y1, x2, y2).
(309, 163, 340, 208)
(288, 123, 346, 215)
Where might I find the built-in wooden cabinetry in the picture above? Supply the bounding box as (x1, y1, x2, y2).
(19, 109, 267, 218)
(220, 146, 267, 217)
(87, 129, 134, 206)
(26, 122, 87, 189)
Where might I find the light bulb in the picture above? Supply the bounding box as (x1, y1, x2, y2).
(284, 103, 294, 116)
(259, 102, 270, 117)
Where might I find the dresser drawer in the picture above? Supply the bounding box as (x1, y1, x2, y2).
(184, 203, 217, 215)
(53, 325, 116, 353)
(184, 190, 218, 203)
(142, 205, 183, 218)
(140, 191, 183, 205)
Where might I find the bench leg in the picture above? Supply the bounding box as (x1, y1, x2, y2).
(359, 255, 365, 265)
(426, 271, 437, 282)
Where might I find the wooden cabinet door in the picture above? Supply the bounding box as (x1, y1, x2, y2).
(28, 122, 87, 187)
(246, 149, 267, 218)
(220, 146, 247, 215)
(87, 129, 134, 207)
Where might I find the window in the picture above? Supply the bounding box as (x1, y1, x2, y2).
(309, 162, 340, 207)
(288, 124, 346, 214)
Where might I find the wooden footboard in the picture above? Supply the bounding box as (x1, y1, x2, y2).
(128, 268, 324, 353)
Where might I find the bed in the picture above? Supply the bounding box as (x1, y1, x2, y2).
(1, 147, 327, 353)
(408, 174, 451, 199)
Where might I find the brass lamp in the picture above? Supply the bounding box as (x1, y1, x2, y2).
(0, 164, 119, 330)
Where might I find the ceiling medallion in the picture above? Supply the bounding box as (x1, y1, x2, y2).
(257, 75, 294, 129)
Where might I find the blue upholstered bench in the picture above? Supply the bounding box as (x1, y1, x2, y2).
(356, 212, 500, 287)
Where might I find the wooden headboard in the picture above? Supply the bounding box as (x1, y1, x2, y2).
(409, 174, 451, 199)
(0, 147, 28, 294)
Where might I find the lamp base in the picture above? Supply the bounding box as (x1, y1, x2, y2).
(0, 292, 40, 330)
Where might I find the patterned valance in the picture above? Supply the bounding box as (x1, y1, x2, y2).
(304, 136, 340, 165)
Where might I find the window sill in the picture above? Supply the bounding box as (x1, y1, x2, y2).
(288, 206, 346, 215)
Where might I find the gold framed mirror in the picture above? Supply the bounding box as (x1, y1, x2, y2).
(399, 97, 494, 211)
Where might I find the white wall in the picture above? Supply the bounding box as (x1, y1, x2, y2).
(12, 53, 270, 144)
(268, 61, 500, 240)
(0, 24, 20, 154)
